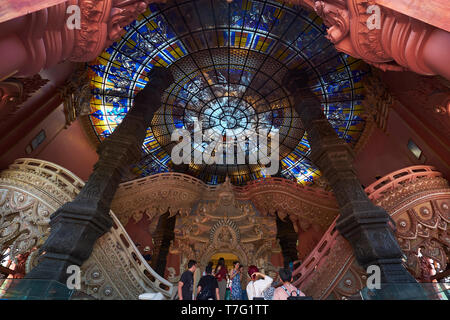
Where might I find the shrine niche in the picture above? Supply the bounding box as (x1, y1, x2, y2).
(169, 177, 280, 274)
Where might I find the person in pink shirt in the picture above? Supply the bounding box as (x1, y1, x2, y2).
(273, 268, 306, 300)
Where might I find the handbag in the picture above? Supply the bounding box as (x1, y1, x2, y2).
(282, 285, 308, 300)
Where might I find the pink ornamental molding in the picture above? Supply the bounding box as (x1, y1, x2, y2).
(364, 165, 443, 201)
(375, 0, 450, 33)
(1, 0, 450, 80)
(0, 0, 165, 80)
(290, 0, 450, 80)
(0, 0, 68, 24)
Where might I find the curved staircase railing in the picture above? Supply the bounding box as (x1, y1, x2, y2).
(292, 165, 445, 293)
(0, 158, 174, 299)
(108, 209, 174, 298)
(365, 165, 441, 201)
(292, 215, 339, 288)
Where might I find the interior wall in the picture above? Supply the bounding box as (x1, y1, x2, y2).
(296, 223, 324, 261)
(37, 119, 98, 181)
(124, 214, 154, 254)
(164, 253, 180, 279)
(0, 104, 98, 181)
(354, 103, 450, 188)
(0, 61, 75, 150)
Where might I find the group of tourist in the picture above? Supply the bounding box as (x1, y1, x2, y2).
(178, 258, 306, 300)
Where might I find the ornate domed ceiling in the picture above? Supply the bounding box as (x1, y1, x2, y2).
(88, 0, 368, 185)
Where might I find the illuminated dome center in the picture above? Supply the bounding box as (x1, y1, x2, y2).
(88, 0, 368, 185)
(206, 97, 252, 134)
(154, 48, 303, 171)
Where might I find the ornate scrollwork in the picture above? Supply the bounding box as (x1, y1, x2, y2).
(298, 167, 450, 299)
(0, 75, 49, 125)
(314, 0, 350, 44)
(59, 63, 92, 127)
(0, 158, 174, 299)
(0, 188, 52, 262)
(210, 219, 241, 247)
(290, 0, 444, 76)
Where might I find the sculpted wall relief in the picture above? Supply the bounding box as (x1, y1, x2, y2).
(0, 159, 174, 299)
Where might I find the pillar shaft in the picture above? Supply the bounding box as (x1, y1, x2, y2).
(151, 212, 176, 277)
(283, 71, 424, 298)
(24, 67, 173, 284)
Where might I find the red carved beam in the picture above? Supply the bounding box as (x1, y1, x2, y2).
(290, 0, 450, 80)
(375, 0, 450, 33)
(1, 0, 449, 80)
(0, 0, 68, 24)
(0, 0, 166, 80)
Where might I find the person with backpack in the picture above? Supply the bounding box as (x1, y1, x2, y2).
(203, 261, 214, 276)
(197, 264, 220, 300)
(273, 268, 306, 300)
(263, 272, 281, 300)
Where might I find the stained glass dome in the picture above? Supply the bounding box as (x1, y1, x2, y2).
(88, 0, 368, 185)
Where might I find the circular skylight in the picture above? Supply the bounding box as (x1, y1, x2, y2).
(88, 0, 368, 185)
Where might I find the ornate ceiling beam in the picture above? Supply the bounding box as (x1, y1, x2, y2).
(0, 0, 165, 80)
(375, 0, 450, 32)
(111, 172, 339, 229)
(1, 0, 449, 84)
(0, 0, 68, 24)
(290, 0, 450, 79)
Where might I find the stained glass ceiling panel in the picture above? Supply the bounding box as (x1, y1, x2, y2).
(88, 0, 369, 185)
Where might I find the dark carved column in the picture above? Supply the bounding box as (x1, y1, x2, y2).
(24, 67, 173, 283)
(275, 213, 298, 268)
(283, 71, 424, 299)
(151, 212, 176, 276)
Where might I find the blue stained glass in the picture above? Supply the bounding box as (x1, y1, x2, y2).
(91, 110, 104, 120)
(89, 0, 367, 186)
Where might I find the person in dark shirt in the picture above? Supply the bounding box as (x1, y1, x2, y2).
(197, 265, 220, 300)
(178, 259, 197, 300)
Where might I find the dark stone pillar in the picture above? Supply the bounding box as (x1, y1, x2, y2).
(283, 71, 424, 299)
(25, 67, 173, 284)
(275, 213, 298, 268)
(151, 211, 176, 277)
